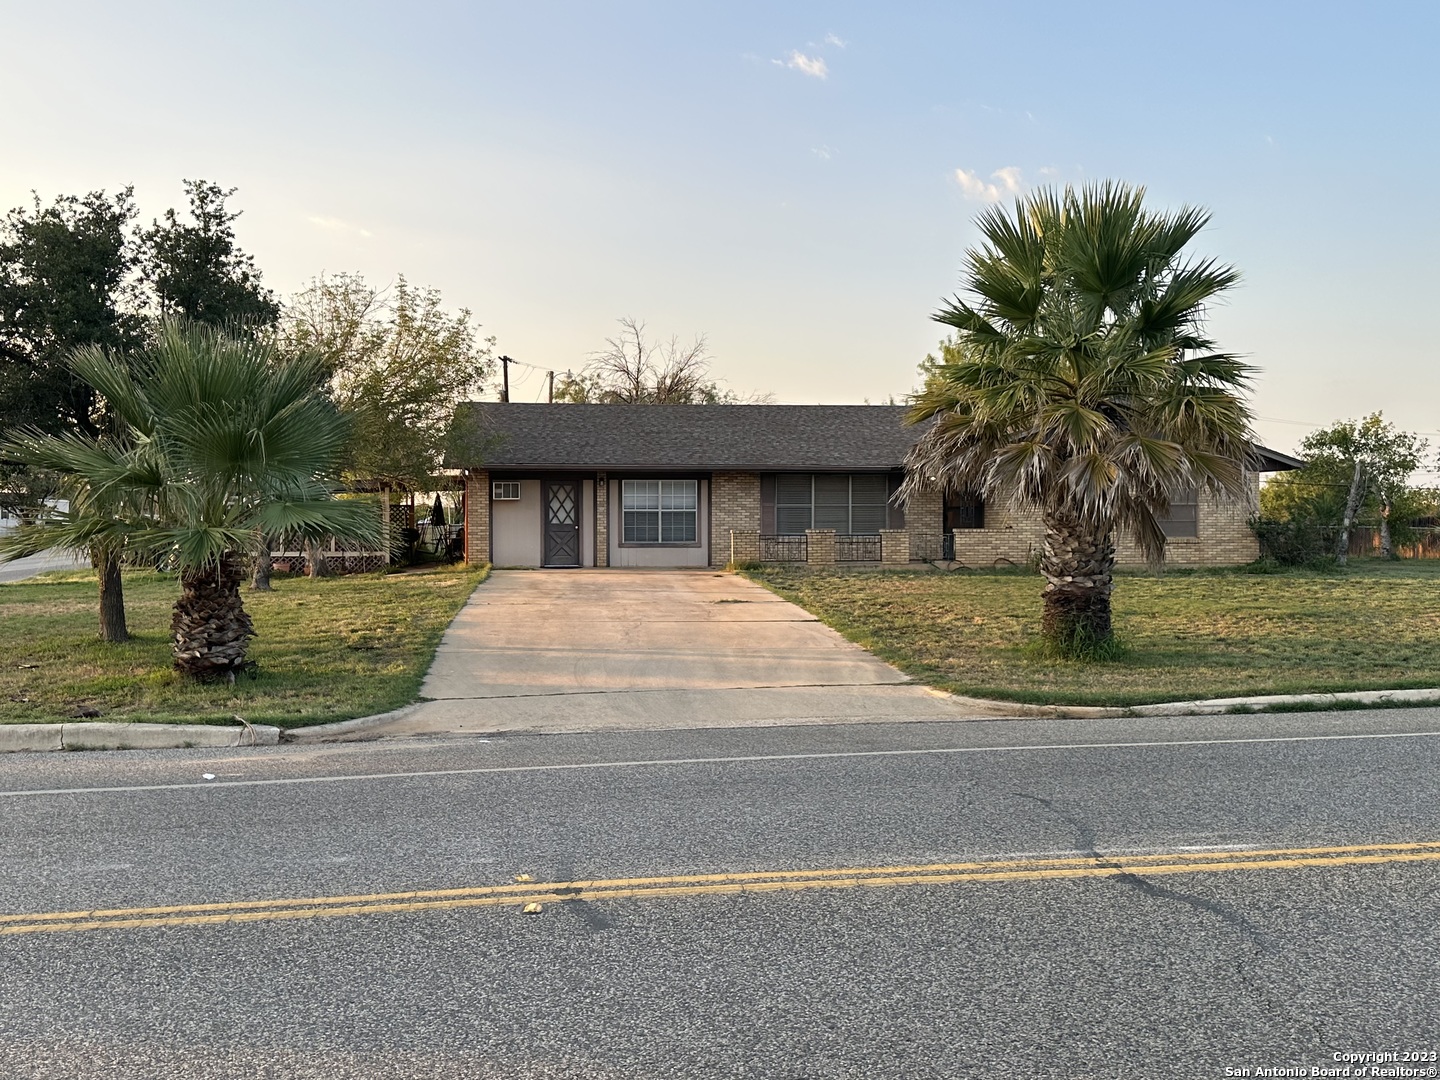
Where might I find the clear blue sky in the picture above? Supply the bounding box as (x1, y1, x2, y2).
(3, 1, 1437, 468)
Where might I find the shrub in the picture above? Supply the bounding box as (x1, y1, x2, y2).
(1248, 517, 1337, 569)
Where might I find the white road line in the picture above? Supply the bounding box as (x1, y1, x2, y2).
(2, 728, 1439, 799)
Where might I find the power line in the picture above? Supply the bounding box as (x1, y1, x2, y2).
(1256, 415, 1440, 438)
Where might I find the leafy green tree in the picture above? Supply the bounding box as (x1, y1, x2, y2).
(1261, 413, 1428, 559)
(906, 183, 1253, 655)
(0, 427, 146, 641)
(0, 188, 146, 514)
(281, 273, 494, 490)
(140, 180, 279, 329)
(1, 323, 378, 677)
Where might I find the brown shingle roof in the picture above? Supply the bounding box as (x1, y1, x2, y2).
(447, 402, 1303, 473)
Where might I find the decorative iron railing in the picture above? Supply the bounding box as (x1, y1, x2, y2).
(758, 534, 808, 562)
(909, 532, 944, 563)
(836, 534, 882, 562)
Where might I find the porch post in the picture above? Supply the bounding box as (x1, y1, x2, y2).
(730, 529, 760, 565)
(465, 470, 491, 565)
(879, 529, 909, 564)
(805, 529, 837, 564)
(595, 473, 609, 568)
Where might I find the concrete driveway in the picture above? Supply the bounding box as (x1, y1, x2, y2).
(364, 569, 989, 737)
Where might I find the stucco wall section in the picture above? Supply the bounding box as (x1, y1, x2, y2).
(491, 479, 543, 567)
(710, 472, 761, 568)
(609, 478, 711, 567)
(581, 479, 595, 567)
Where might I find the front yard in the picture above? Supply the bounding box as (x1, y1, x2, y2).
(746, 561, 1440, 707)
(0, 565, 487, 728)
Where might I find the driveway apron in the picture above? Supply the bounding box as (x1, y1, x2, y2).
(377, 569, 985, 735)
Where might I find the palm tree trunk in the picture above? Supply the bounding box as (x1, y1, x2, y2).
(171, 552, 255, 679)
(251, 529, 272, 591)
(1039, 509, 1115, 654)
(306, 538, 327, 579)
(94, 546, 129, 644)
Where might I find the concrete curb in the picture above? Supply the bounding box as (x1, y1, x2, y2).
(277, 685, 1440, 743)
(279, 703, 427, 743)
(1126, 686, 1440, 717)
(948, 687, 1440, 721)
(0, 722, 281, 754)
(6, 687, 1439, 753)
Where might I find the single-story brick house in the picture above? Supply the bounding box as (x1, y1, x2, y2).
(448, 403, 1301, 569)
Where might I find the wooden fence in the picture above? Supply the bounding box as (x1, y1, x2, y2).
(1346, 527, 1440, 559)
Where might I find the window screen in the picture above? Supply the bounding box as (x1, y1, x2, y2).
(776, 474, 813, 535)
(849, 474, 889, 534)
(492, 481, 521, 501)
(1157, 487, 1199, 538)
(813, 475, 851, 531)
(771, 474, 891, 535)
(623, 479, 697, 544)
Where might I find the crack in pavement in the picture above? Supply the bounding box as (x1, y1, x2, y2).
(1009, 791, 1332, 1051)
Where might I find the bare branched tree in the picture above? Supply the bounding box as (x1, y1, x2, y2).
(555, 317, 768, 404)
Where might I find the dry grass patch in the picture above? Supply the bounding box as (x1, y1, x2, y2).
(0, 565, 488, 727)
(746, 561, 1440, 706)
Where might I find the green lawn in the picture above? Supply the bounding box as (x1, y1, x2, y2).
(746, 561, 1440, 707)
(0, 565, 487, 728)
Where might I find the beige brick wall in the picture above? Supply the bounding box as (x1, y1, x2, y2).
(711, 472, 761, 567)
(880, 529, 909, 563)
(595, 474, 609, 568)
(729, 530, 760, 564)
(936, 479, 1259, 569)
(901, 486, 944, 562)
(464, 470, 491, 565)
(1115, 480, 1259, 568)
(805, 529, 837, 563)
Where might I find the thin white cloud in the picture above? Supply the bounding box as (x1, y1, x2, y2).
(952, 167, 1026, 202)
(824, 33, 847, 48)
(991, 166, 1023, 193)
(307, 215, 372, 238)
(811, 145, 835, 160)
(783, 50, 828, 79)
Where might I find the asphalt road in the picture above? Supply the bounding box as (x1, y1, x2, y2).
(2, 710, 1439, 1079)
(0, 548, 87, 584)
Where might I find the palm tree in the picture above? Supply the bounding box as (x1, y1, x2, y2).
(2, 322, 380, 678)
(905, 183, 1255, 655)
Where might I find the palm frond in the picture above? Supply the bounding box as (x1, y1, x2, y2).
(910, 181, 1253, 560)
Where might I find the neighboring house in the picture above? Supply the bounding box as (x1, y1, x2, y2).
(447, 403, 1302, 570)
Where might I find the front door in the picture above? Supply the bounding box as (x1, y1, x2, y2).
(543, 481, 581, 567)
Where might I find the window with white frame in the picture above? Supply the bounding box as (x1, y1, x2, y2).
(492, 481, 521, 501)
(622, 479, 698, 544)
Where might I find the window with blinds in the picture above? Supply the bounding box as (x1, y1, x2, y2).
(771, 474, 891, 535)
(1157, 487, 1199, 538)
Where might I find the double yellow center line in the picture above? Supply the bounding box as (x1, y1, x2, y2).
(4, 841, 1439, 937)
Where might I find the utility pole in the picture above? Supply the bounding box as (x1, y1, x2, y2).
(547, 370, 555, 403)
(499, 356, 511, 402)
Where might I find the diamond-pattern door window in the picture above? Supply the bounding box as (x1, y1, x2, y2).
(549, 486, 577, 525)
